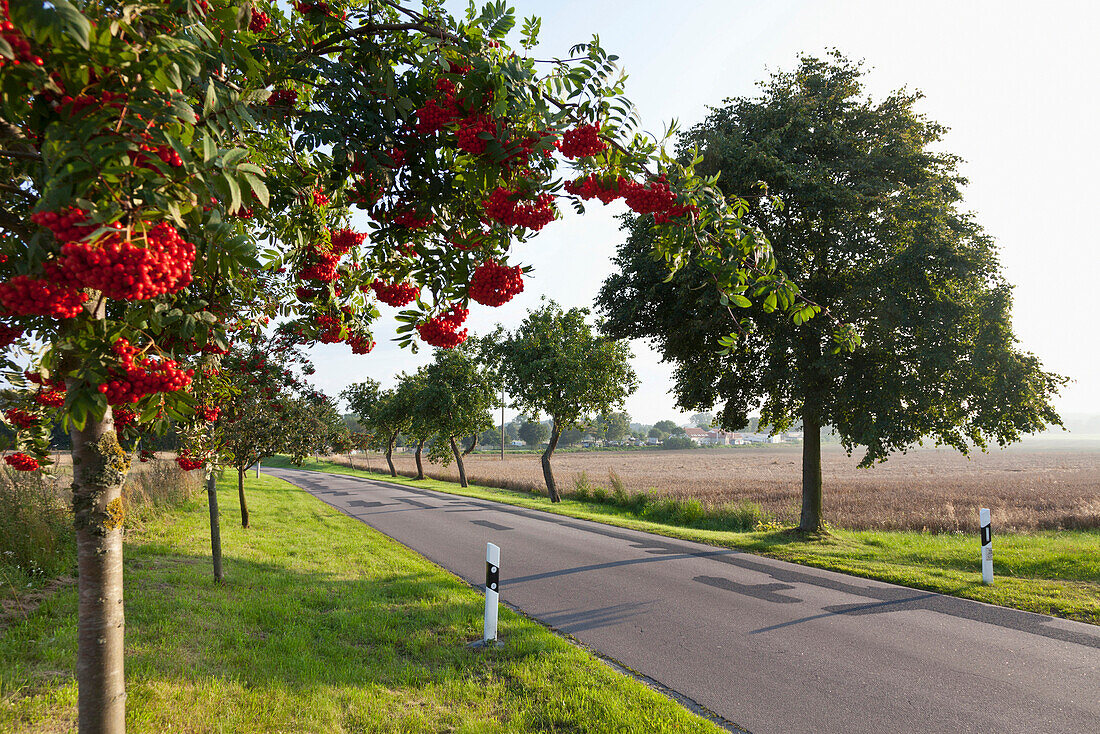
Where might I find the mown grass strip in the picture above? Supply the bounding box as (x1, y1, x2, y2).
(0, 473, 729, 733)
(267, 456, 1100, 626)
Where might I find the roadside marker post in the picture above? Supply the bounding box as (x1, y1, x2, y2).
(980, 508, 993, 585)
(484, 542, 500, 643)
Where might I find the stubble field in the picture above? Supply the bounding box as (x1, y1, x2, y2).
(341, 441, 1100, 532)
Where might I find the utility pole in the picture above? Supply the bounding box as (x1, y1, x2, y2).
(500, 381, 505, 461)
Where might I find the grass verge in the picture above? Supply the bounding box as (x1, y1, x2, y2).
(0, 472, 728, 733)
(265, 456, 1100, 626)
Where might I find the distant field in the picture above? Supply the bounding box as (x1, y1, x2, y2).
(338, 441, 1100, 532)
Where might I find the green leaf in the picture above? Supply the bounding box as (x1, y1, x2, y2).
(223, 171, 242, 213)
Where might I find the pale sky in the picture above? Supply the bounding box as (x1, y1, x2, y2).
(308, 0, 1100, 426)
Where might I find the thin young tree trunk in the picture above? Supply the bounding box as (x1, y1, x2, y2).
(541, 421, 563, 502)
(462, 433, 478, 457)
(450, 436, 469, 487)
(206, 469, 224, 581)
(237, 465, 249, 529)
(799, 405, 824, 533)
(385, 432, 397, 477)
(414, 439, 425, 479)
(71, 407, 127, 734)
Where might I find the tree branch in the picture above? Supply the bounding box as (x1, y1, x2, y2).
(0, 149, 43, 162)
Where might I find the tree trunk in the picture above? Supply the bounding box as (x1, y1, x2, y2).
(450, 436, 469, 487)
(541, 421, 563, 502)
(71, 408, 127, 734)
(414, 439, 425, 480)
(385, 433, 397, 477)
(462, 433, 478, 456)
(237, 466, 250, 529)
(799, 406, 825, 533)
(207, 469, 224, 581)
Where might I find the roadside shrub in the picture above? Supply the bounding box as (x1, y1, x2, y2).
(572, 472, 593, 501)
(609, 470, 629, 505)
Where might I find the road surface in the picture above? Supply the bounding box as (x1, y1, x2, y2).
(265, 466, 1099, 734)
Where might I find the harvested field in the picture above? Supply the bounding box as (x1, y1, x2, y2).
(335, 441, 1100, 532)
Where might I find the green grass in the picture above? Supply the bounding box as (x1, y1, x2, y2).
(0, 473, 727, 733)
(267, 456, 1100, 626)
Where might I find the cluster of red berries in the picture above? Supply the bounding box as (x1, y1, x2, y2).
(315, 314, 343, 343)
(370, 279, 419, 306)
(349, 174, 386, 207)
(0, 323, 23, 349)
(297, 245, 340, 282)
(199, 406, 219, 422)
(4, 408, 39, 430)
(57, 89, 126, 118)
(30, 206, 98, 242)
(482, 187, 556, 231)
(97, 338, 194, 405)
(135, 140, 183, 169)
(175, 453, 203, 471)
(139, 448, 155, 463)
(249, 9, 271, 32)
(469, 260, 524, 307)
(347, 332, 376, 354)
(416, 304, 468, 349)
(1, 1, 43, 69)
(559, 123, 607, 159)
(622, 176, 677, 214)
(113, 407, 136, 428)
(294, 1, 344, 18)
(57, 221, 195, 301)
(455, 114, 494, 155)
(388, 205, 434, 229)
(312, 189, 330, 206)
(5, 453, 40, 471)
(0, 275, 87, 318)
(268, 89, 298, 107)
(330, 228, 366, 255)
(653, 203, 698, 225)
(564, 174, 629, 204)
(34, 388, 66, 407)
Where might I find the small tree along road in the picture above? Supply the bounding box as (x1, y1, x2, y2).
(491, 303, 637, 501)
(598, 53, 1065, 532)
(419, 347, 495, 487)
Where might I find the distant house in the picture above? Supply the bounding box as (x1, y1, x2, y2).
(684, 427, 708, 444)
(645, 436, 661, 445)
(510, 440, 525, 447)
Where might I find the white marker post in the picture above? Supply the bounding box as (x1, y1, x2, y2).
(980, 508, 993, 585)
(255, 459, 260, 478)
(484, 542, 500, 644)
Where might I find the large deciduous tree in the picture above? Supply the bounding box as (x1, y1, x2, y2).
(342, 380, 410, 478)
(598, 53, 1066, 533)
(490, 302, 637, 501)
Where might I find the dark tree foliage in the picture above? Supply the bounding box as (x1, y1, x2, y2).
(598, 53, 1065, 532)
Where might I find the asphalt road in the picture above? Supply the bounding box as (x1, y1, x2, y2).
(265, 467, 1100, 734)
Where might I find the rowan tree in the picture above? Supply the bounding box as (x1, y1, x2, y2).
(598, 53, 1066, 532)
(489, 302, 637, 501)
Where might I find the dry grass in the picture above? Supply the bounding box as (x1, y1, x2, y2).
(334, 441, 1100, 532)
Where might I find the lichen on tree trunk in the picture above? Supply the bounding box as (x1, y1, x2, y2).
(70, 408, 128, 734)
(542, 421, 563, 502)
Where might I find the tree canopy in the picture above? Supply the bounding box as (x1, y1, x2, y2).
(598, 53, 1065, 531)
